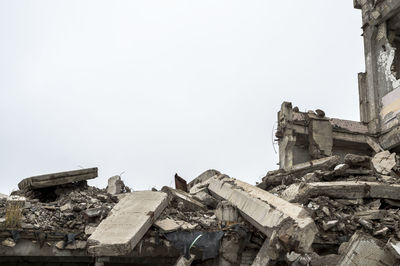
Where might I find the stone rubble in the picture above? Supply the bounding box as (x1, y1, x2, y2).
(3, 151, 400, 265)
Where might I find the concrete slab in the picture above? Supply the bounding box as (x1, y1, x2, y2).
(88, 191, 168, 256)
(251, 239, 272, 266)
(281, 181, 400, 203)
(337, 231, 398, 266)
(208, 175, 317, 253)
(18, 167, 98, 190)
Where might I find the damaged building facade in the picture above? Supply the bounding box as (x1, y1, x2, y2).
(3, 1, 400, 266)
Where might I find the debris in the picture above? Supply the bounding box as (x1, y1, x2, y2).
(187, 169, 220, 190)
(161, 186, 207, 211)
(1, 238, 16, 248)
(337, 231, 397, 266)
(175, 254, 195, 266)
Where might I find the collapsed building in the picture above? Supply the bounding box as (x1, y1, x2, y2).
(3, 1, 400, 265)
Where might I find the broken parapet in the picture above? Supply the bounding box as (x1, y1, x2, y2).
(18, 167, 98, 190)
(208, 174, 317, 253)
(276, 102, 373, 170)
(88, 191, 168, 256)
(337, 231, 398, 266)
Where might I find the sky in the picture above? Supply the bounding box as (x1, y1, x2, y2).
(0, 1, 365, 194)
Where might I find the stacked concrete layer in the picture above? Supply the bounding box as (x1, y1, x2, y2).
(18, 168, 98, 190)
(282, 181, 400, 203)
(208, 175, 317, 253)
(88, 191, 168, 256)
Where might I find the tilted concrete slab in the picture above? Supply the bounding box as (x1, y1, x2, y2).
(18, 168, 98, 190)
(281, 181, 400, 203)
(88, 191, 168, 256)
(337, 231, 398, 266)
(208, 175, 317, 253)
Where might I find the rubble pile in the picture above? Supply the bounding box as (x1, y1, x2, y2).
(258, 151, 400, 263)
(4, 154, 400, 265)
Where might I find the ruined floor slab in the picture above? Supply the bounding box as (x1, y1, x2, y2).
(337, 231, 398, 266)
(208, 175, 317, 253)
(88, 191, 168, 256)
(281, 181, 400, 203)
(18, 167, 98, 190)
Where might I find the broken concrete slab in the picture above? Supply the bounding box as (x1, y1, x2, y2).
(0, 193, 7, 200)
(371, 151, 397, 175)
(161, 186, 207, 211)
(88, 191, 168, 256)
(251, 239, 272, 266)
(107, 175, 125, 195)
(337, 231, 398, 266)
(187, 169, 220, 190)
(281, 181, 400, 203)
(208, 175, 317, 253)
(18, 167, 98, 190)
(258, 156, 340, 189)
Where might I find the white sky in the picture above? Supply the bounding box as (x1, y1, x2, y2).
(0, 1, 364, 194)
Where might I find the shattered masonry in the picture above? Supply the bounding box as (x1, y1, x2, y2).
(4, 1, 400, 266)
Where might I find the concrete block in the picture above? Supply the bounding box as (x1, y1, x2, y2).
(208, 175, 317, 253)
(215, 201, 239, 223)
(337, 231, 398, 266)
(18, 167, 98, 190)
(88, 191, 168, 256)
(107, 175, 125, 195)
(281, 181, 400, 203)
(372, 151, 397, 175)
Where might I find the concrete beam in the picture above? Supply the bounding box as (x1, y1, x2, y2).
(208, 175, 317, 253)
(88, 191, 168, 256)
(18, 168, 98, 190)
(281, 181, 400, 203)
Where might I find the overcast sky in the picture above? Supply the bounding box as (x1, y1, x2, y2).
(0, 1, 364, 194)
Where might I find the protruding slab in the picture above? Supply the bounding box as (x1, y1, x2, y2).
(208, 175, 317, 253)
(18, 168, 98, 190)
(281, 181, 400, 203)
(88, 191, 168, 256)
